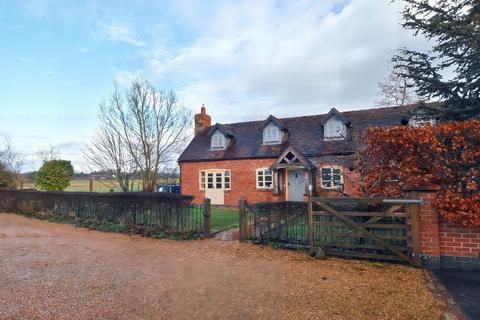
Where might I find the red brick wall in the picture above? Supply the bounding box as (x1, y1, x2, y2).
(408, 189, 480, 269)
(313, 156, 360, 197)
(416, 191, 441, 257)
(181, 156, 363, 205)
(439, 219, 480, 258)
(180, 159, 282, 205)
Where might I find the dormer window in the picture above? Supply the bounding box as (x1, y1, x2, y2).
(208, 123, 234, 151)
(320, 108, 350, 141)
(324, 116, 346, 140)
(261, 116, 287, 145)
(211, 131, 227, 150)
(263, 123, 281, 144)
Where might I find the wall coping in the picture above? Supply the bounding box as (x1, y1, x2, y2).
(401, 184, 441, 192)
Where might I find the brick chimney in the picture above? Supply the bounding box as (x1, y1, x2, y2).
(194, 104, 212, 134)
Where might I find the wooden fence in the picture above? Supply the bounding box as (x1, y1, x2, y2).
(0, 189, 212, 237)
(240, 196, 422, 266)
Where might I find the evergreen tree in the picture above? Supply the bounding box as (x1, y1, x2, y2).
(393, 0, 480, 120)
(36, 160, 74, 191)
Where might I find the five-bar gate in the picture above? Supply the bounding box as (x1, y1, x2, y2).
(307, 196, 422, 266)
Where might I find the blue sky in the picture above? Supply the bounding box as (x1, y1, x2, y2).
(0, 0, 430, 171)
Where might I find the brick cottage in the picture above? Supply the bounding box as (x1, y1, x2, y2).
(179, 104, 424, 206)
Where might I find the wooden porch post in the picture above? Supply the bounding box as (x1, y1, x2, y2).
(273, 170, 278, 194)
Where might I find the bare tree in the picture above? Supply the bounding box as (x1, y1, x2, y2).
(83, 121, 139, 192)
(375, 64, 420, 107)
(0, 137, 25, 187)
(36, 145, 60, 164)
(83, 78, 191, 192)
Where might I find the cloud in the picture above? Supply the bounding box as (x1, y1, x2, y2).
(99, 20, 144, 46)
(139, 0, 431, 123)
(113, 69, 144, 86)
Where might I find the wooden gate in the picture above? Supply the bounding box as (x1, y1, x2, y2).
(308, 196, 422, 266)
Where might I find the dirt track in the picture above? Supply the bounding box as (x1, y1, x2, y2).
(0, 213, 443, 320)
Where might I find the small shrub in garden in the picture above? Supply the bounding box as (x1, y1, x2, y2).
(36, 160, 74, 191)
(358, 120, 480, 227)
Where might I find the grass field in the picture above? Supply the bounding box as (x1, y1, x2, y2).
(23, 179, 178, 192)
(211, 208, 238, 232)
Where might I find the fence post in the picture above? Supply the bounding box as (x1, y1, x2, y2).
(203, 198, 211, 238)
(408, 191, 422, 267)
(239, 197, 247, 242)
(89, 178, 93, 192)
(307, 191, 315, 255)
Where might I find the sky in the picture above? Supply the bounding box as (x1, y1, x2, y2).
(0, 0, 432, 171)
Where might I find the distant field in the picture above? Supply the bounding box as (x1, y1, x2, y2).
(23, 179, 178, 193)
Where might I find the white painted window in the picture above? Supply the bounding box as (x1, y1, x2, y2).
(324, 117, 346, 140)
(409, 117, 436, 127)
(199, 170, 231, 190)
(321, 166, 343, 189)
(263, 123, 281, 144)
(256, 168, 273, 189)
(211, 131, 227, 150)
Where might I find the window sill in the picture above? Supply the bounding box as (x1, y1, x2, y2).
(256, 188, 274, 192)
(323, 137, 345, 141)
(262, 142, 281, 145)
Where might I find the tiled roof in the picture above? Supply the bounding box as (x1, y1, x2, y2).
(178, 104, 418, 163)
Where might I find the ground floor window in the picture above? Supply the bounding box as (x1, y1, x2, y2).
(321, 166, 343, 189)
(256, 168, 273, 189)
(199, 170, 231, 190)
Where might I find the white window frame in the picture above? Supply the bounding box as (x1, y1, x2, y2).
(320, 166, 343, 189)
(324, 117, 346, 140)
(256, 168, 273, 189)
(211, 131, 227, 150)
(409, 117, 436, 127)
(199, 169, 231, 190)
(263, 124, 281, 145)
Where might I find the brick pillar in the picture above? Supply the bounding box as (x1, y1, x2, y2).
(402, 185, 442, 269)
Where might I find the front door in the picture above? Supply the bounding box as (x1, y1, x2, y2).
(287, 170, 306, 201)
(205, 171, 225, 205)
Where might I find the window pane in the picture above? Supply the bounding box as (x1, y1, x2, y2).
(225, 182, 230, 189)
(322, 181, 332, 188)
(224, 171, 230, 177)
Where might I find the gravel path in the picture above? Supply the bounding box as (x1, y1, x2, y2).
(0, 213, 443, 320)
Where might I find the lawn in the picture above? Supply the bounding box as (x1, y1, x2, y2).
(23, 178, 178, 192)
(211, 208, 238, 232)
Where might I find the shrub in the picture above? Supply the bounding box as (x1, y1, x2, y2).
(358, 120, 480, 227)
(0, 162, 15, 189)
(36, 160, 74, 191)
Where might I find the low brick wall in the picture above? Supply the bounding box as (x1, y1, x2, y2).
(404, 186, 480, 271)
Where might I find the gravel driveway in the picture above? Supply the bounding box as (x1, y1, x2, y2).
(0, 213, 443, 320)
